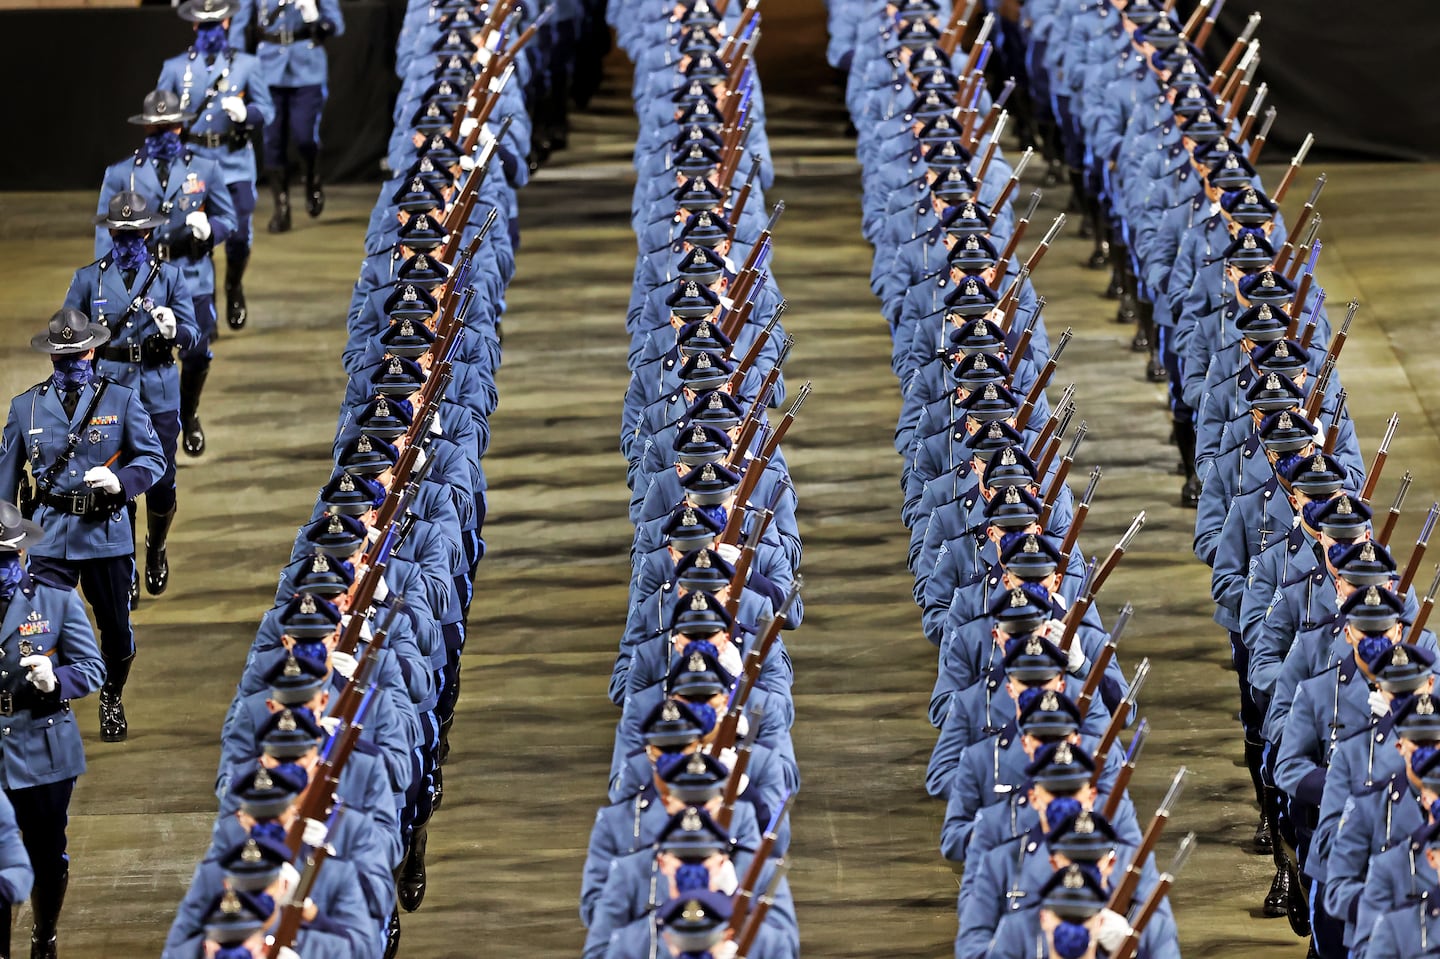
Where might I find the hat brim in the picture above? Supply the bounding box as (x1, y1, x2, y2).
(93, 212, 168, 230)
(30, 323, 111, 355)
(128, 111, 194, 126)
(178, 1, 234, 21)
(0, 516, 43, 551)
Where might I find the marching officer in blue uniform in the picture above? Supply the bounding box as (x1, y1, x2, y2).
(157, 0, 275, 332)
(96, 90, 238, 462)
(229, 0, 345, 234)
(0, 502, 106, 959)
(0, 310, 166, 744)
(66, 190, 200, 602)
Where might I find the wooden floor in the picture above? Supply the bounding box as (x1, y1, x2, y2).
(0, 6, 1437, 956)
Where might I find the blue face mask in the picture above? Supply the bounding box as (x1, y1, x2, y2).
(674, 862, 711, 893)
(142, 130, 183, 162)
(249, 820, 287, 846)
(1052, 921, 1092, 959)
(51, 357, 93, 392)
(195, 22, 228, 56)
(111, 231, 150, 272)
(0, 555, 22, 602)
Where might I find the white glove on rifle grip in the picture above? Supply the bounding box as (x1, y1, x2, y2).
(83, 466, 122, 495)
(185, 210, 211, 240)
(302, 817, 327, 847)
(221, 96, 248, 123)
(150, 305, 178, 339)
(330, 650, 358, 679)
(1094, 909, 1133, 953)
(19, 656, 55, 694)
(294, 0, 320, 22)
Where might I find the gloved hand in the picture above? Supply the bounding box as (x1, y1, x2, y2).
(276, 948, 301, 959)
(1065, 639, 1086, 676)
(710, 943, 738, 959)
(718, 643, 743, 677)
(430, 415, 443, 436)
(330, 650, 358, 679)
(185, 210, 211, 241)
(457, 153, 477, 173)
(318, 714, 341, 735)
(293, 0, 319, 21)
(302, 817, 327, 847)
(411, 447, 427, 473)
(477, 122, 497, 149)
(459, 117, 479, 140)
(714, 857, 739, 895)
(716, 543, 741, 565)
(151, 305, 178, 339)
(278, 860, 302, 897)
(83, 466, 122, 495)
(1094, 909, 1133, 953)
(1369, 688, 1390, 717)
(221, 96, 248, 124)
(352, 565, 389, 604)
(19, 655, 55, 694)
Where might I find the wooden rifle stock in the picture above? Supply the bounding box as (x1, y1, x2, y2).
(267, 817, 338, 957)
(725, 301, 785, 379)
(1359, 412, 1398, 505)
(938, 0, 978, 56)
(1322, 388, 1345, 456)
(1039, 421, 1086, 526)
(1101, 719, 1149, 821)
(1273, 132, 1315, 205)
(714, 737, 752, 830)
(1108, 768, 1188, 915)
(1112, 835, 1197, 959)
(729, 790, 796, 930)
(1088, 659, 1150, 791)
(1378, 471, 1413, 549)
(1179, 0, 1210, 39)
(1057, 513, 1145, 652)
(992, 191, 1042, 282)
(735, 859, 791, 958)
(1058, 466, 1101, 560)
(1406, 564, 1440, 641)
(1014, 327, 1071, 432)
(1400, 504, 1440, 596)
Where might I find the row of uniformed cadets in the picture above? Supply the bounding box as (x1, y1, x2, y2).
(153, 0, 563, 955)
(828, 1, 1197, 958)
(987, 2, 1440, 959)
(577, 1, 806, 957)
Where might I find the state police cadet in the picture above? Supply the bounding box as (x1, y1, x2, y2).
(577, 1, 805, 956)
(163, 0, 553, 955)
(988, 2, 1425, 959)
(826, 0, 1202, 956)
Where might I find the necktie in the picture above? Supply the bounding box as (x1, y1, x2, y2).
(157, 158, 171, 187)
(123, 269, 137, 289)
(61, 388, 79, 419)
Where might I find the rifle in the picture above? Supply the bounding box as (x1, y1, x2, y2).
(710, 582, 801, 754)
(715, 734, 753, 830)
(1021, 212, 1066, 279)
(1033, 411, 1077, 483)
(1219, 40, 1258, 108)
(1407, 565, 1440, 641)
(1359, 412, 1398, 505)
(1101, 719, 1149, 822)
(1058, 466, 1102, 559)
(725, 301, 786, 379)
(971, 111, 1007, 187)
(1076, 603, 1130, 717)
(1273, 132, 1316, 205)
(1321, 389, 1345, 456)
(1378, 472, 1413, 549)
(1237, 82, 1268, 144)
(1284, 214, 1322, 283)
(1013, 328, 1072, 432)
(1004, 310, 1041, 385)
(938, 0, 979, 56)
(1108, 766, 1187, 915)
(725, 339, 791, 471)
(267, 807, 343, 958)
(993, 191, 1043, 282)
(460, 60, 519, 154)
(1178, 0, 1210, 40)
(1025, 389, 1074, 463)
(735, 859, 792, 959)
(1308, 301, 1357, 418)
(717, 0, 761, 64)
(755, 381, 810, 466)
(1224, 50, 1261, 125)
(722, 510, 769, 621)
(987, 146, 1033, 216)
(1247, 106, 1277, 164)
(1273, 175, 1326, 276)
(1057, 512, 1146, 653)
(959, 13, 994, 78)
(995, 266, 1032, 333)
(721, 202, 784, 334)
(1194, 0, 1225, 46)
(966, 77, 1015, 150)
(287, 680, 376, 855)
(725, 158, 762, 243)
(334, 525, 398, 656)
(1039, 421, 1086, 526)
(1088, 659, 1150, 786)
(1399, 504, 1440, 596)
(1112, 834, 1197, 959)
(1302, 355, 1335, 423)
(1209, 13, 1261, 94)
(729, 790, 796, 930)
(1297, 288, 1326, 349)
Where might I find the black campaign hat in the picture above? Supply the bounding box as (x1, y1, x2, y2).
(93, 190, 167, 230)
(129, 89, 193, 126)
(30, 308, 109, 356)
(0, 501, 43, 552)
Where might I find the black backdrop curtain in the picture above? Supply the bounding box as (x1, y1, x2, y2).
(0, 0, 405, 191)
(1180, 0, 1440, 161)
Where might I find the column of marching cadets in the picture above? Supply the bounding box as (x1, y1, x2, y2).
(577, 2, 804, 958)
(828, 2, 1209, 959)
(156, 2, 565, 956)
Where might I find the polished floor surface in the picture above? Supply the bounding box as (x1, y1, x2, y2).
(0, 6, 1437, 956)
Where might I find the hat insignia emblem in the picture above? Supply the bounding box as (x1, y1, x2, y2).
(982, 384, 998, 401)
(689, 650, 706, 671)
(1339, 498, 1353, 515)
(311, 555, 329, 573)
(389, 358, 403, 375)
(121, 204, 133, 218)
(686, 753, 707, 774)
(375, 400, 390, 416)
(696, 321, 711, 338)
(691, 426, 707, 445)
(220, 889, 241, 914)
(339, 474, 355, 493)
(700, 464, 716, 481)
(1023, 535, 1038, 553)
(357, 435, 373, 453)
(1258, 304, 1272, 319)
(1265, 373, 1281, 391)
(399, 320, 414, 336)
(1395, 646, 1410, 667)
(1063, 867, 1084, 888)
(707, 393, 723, 410)
(1244, 188, 1258, 203)
(695, 355, 712, 374)
(403, 286, 418, 302)
(414, 256, 428, 269)
(1364, 586, 1380, 605)
(962, 202, 977, 217)
(965, 279, 979, 296)
(999, 447, 1015, 466)
(965, 236, 979, 250)
(684, 282, 701, 297)
(254, 768, 274, 790)
(682, 509, 698, 525)
(696, 550, 711, 569)
(1075, 812, 1095, 834)
(1025, 636, 1043, 655)
(1005, 486, 1021, 504)
(411, 178, 424, 192)
(241, 839, 263, 863)
(60, 326, 73, 341)
(987, 423, 1003, 438)
(1275, 341, 1289, 357)
(975, 354, 989, 371)
(1278, 412, 1292, 430)
(327, 515, 343, 533)
(682, 808, 703, 831)
(1243, 233, 1257, 249)
(691, 593, 708, 611)
(1262, 273, 1276, 288)
(1420, 696, 1436, 716)
(278, 711, 297, 732)
(682, 900, 706, 921)
(278, 656, 298, 678)
(1042, 691, 1062, 712)
(662, 701, 681, 722)
(300, 595, 317, 614)
(1361, 543, 1376, 562)
(1010, 588, 1027, 608)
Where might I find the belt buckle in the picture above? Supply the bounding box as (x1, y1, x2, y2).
(0, 691, 13, 716)
(128, 344, 143, 363)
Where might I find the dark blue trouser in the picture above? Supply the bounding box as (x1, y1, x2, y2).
(191, 294, 217, 359)
(7, 777, 75, 904)
(1159, 324, 1193, 426)
(224, 181, 257, 259)
(263, 84, 326, 169)
(28, 555, 134, 663)
(146, 409, 181, 516)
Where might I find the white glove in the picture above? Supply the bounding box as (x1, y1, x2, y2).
(19, 655, 56, 694)
(372, 573, 390, 604)
(459, 117, 479, 140)
(1066, 640, 1086, 676)
(278, 860, 301, 897)
(185, 210, 211, 241)
(715, 543, 741, 565)
(276, 948, 301, 959)
(714, 858, 739, 895)
(710, 943, 738, 959)
(457, 153, 477, 173)
(151, 305, 178, 339)
(302, 817, 328, 847)
(293, 0, 319, 22)
(1094, 908, 1133, 953)
(718, 643, 743, 677)
(330, 650, 358, 679)
(221, 96, 248, 123)
(1369, 689, 1390, 717)
(430, 415, 443, 436)
(83, 466, 122, 494)
(718, 746, 739, 771)
(477, 122, 497, 149)
(734, 712, 750, 740)
(318, 714, 341, 735)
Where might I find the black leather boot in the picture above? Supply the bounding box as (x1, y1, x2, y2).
(383, 910, 401, 959)
(179, 361, 209, 457)
(301, 148, 324, 218)
(1263, 865, 1290, 918)
(145, 506, 175, 596)
(398, 826, 428, 912)
(29, 868, 66, 959)
(267, 166, 291, 234)
(225, 250, 249, 330)
(1175, 420, 1201, 508)
(99, 655, 134, 743)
